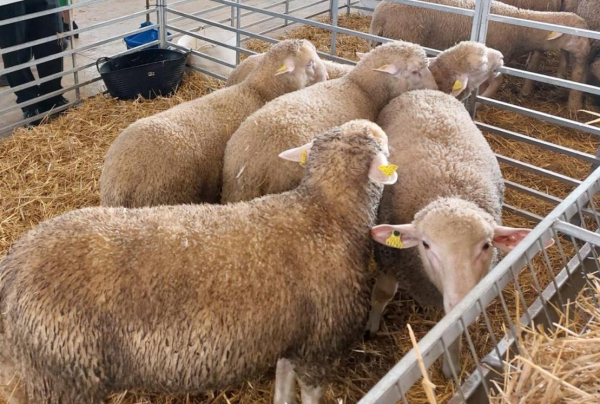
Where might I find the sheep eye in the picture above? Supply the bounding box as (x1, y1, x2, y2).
(423, 241, 430, 249)
(306, 60, 314, 67)
(483, 242, 491, 250)
(412, 70, 420, 76)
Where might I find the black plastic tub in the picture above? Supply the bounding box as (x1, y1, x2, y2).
(97, 48, 190, 100)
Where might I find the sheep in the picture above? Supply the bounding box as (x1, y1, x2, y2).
(226, 55, 353, 86)
(221, 41, 503, 204)
(100, 39, 328, 208)
(369, 0, 590, 111)
(368, 89, 554, 378)
(497, 0, 563, 96)
(176, 26, 237, 78)
(220, 40, 435, 204)
(427, 41, 504, 99)
(0, 120, 398, 404)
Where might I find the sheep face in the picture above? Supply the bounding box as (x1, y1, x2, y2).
(373, 55, 438, 98)
(272, 41, 328, 87)
(371, 198, 554, 314)
(279, 120, 398, 186)
(452, 46, 504, 97)
(543, 16, 590, 58)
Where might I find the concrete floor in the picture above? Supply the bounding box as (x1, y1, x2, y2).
(0, 0, 330, 136)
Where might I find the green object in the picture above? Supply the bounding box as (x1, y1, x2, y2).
(58, 0, 69, 6)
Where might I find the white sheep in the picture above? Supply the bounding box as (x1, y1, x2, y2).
(369, 0, 590, 111)
(498, 0, 563, 96)
(100, 39, 328, 208)
(220, 40, 437, 204)
(369, 89, 554, 377)
(0, 120, 398, 404)
(177, 26, 237, 78)
(221, 41, 503, 204)
(226, 54, 353, 86)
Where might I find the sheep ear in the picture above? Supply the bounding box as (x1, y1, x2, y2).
(275, 57, 296, 76)
(373, 63, 399, 75)
(278, 141, 313, 166)
(368, 152, 398, 185)
(356, 52, 367, 60)
(450, 74, 469, 97)
(492, 226, 555, 252)
(547, 31, 563, 40)
(248, 53, 264, 62)
(371, 224, 420, 249)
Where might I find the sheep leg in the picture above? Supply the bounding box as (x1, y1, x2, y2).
(366, 272, 398, 336)
(568, 55, 587, 112)
(274, 358, 297, 404)
(298, 380, 324, 404)
(479, 73, 503, 99)
(557, 50, 569, 79)
(442, 338, 462, 380)
(521, 51, 542, 96)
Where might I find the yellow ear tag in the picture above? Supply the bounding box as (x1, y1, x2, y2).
(276, 64, 288, 73)
(547, 31, 559, 39)
(299, 150, 308, 166)
(386, 230, 403, 249)
(452, 80, 463, 92)
(379, 164, 398, 177)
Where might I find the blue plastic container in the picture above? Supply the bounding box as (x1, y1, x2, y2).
(124, 21, 172, 50)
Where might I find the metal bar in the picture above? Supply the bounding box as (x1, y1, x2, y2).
(187, 64, 228, 81)
(496, 66, 600, 96)
(479, 97, 600, 137)
(504, 181, 563, 206)
(285, 0, 290, 26)
(553, 220, 600, 246)
(496, 155, 581, 187)
(241, 0, 328, 31)
(236, 0, 242, 65)
(157, 0, 168, 49)
(0, 40, 159, 100)
(450, 240, 597, 403)
(359, 168, 600, 403)
(0, 0, 106, 27)
(479, 123, 600, 164)
(0, 76, 100, 116)
(166, 25, 241, 55)
(66, 0, 80, 102)
(1, 99, 79, 135)
(385, 0, 475, 17)
(0, 9, 155, 57)
(0, 24, 156, 77)
(487, 13, 600, 41)
(201, 0, 449, 48)
(330, 0, 339, 56)
(503, 204, 544, 222)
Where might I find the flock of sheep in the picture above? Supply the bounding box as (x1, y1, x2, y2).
(3, 0, 596, 402)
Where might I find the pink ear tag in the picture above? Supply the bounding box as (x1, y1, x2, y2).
(385, 230, 403, 249)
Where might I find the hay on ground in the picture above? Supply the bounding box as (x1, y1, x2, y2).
(0, 12, 599, 404)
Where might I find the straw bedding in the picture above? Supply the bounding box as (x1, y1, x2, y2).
(0, 12, 599, 404)
(490, 278, 600, 403)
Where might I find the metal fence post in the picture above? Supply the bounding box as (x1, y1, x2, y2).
(330, 0, 339, 56)
(67, 0, 80, 101)
(284, 0, 290, 27)
(157, 0, 168, 49)
(466, 0, 492, 117)
(346, 0, 351, 16)
(236, 0, 241, 65)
